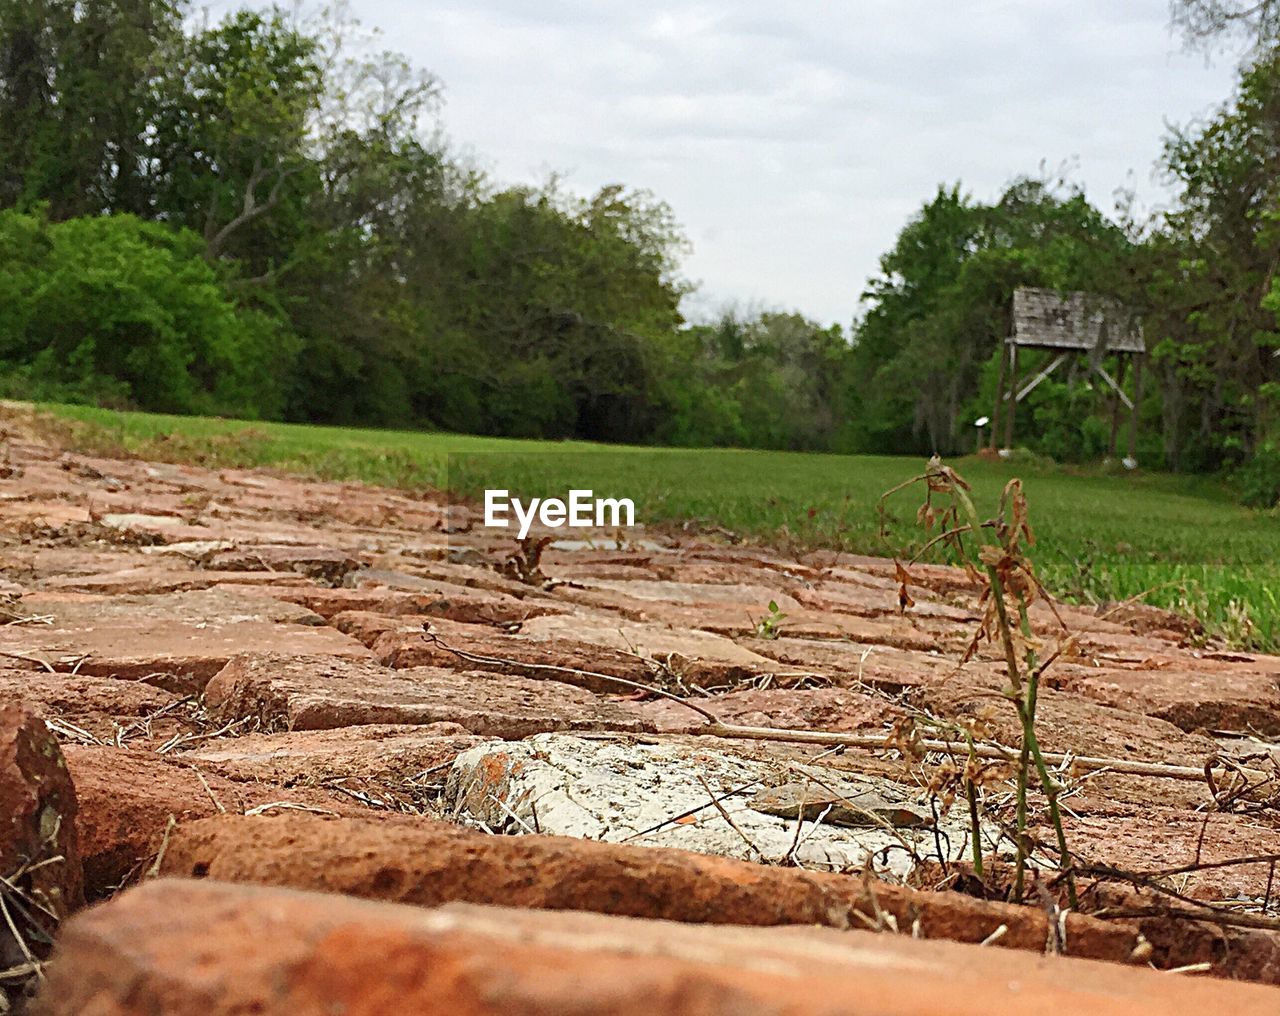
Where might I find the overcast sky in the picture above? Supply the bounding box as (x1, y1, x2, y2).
(336, 2, 1239, 327)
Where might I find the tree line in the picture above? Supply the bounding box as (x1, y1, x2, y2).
(0, 1, 1276, 503)
(0, 1, 856, 451)
(848, 1, 1280, 504)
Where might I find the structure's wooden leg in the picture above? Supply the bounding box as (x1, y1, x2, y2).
(1003, 344, 1019, 450)
(1127, 354, 1144, 463)
(990, 339, 1007, 451)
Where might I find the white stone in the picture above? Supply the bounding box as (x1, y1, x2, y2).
(445, 733, 973, 876)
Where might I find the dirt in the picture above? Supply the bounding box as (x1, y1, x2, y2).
(3, 409, 1280, 1011)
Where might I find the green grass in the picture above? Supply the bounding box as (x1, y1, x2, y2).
(32, 402, 1280, 653)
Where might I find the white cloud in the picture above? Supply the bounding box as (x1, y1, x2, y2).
(310, 2, 1243, 323)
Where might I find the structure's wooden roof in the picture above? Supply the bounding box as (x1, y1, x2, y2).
(1010, 287, 1144, 354)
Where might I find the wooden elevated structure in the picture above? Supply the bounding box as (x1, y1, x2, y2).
(991, 288, 1145, 461)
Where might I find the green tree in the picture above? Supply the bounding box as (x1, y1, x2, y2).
(0, 0, 182, 216)
(1152, 51, 1280, 469)
(849, 179, 1135, 457)
(148, 7, 323, 268)
(0, 208, 294, 414)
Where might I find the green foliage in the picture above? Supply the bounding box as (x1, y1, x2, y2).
(754, 600, 787, 640)
(0, 0, 184, 216)
(148, 6, 323, 264)
(655, 311, 851, 451)
(0, 1, 710, 442)
(1236, 440, 1280, 506)
(848, 179, 1135, 458)
(1141, 52, 1280, 473)
(0, 208, 294, 414)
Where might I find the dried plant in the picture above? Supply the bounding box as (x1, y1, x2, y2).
(881, 456, 1078, 907)
(496, 536, 554, 587)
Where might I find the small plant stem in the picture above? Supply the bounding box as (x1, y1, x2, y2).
(966, 777, 984, 878)
(1013, 741, 1030, 901)
(1016, 601, 1039, 710)
(948, 475, 1049, 907)
(1021, 711, 1079, 909)
(987, 578, 1033, 901)
(1012, 597, 1038, 903)
(1009, 592, 1076, 908)
(947, 481, 1022, 689)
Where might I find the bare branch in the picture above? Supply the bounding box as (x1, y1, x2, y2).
(205, 159, 297, 260)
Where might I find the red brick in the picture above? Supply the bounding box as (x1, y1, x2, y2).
(35, 879, 1280, 1015)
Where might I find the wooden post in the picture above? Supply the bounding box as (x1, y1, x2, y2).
(990, 338, 1007, 451)
(1003, 343, 1019, 450)
(1127, 354, 1144, 462)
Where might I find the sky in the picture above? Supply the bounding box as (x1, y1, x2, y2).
(319, 1, 1241, 327)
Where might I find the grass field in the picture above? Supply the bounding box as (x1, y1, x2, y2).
(32, 403, 1280, 653)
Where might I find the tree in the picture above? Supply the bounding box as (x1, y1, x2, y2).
(848, 179, 1135, 457)
(653, 309, 851, 450)
(1150, 50, 1280, 469)
(0, 208, 294, 414)
(1171, 0, 1280, 51)
(148, 8, 323, 268)
(0, 0, 182, 216)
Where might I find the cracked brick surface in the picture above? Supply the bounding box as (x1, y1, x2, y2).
(2, 407, 1280, 1010)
